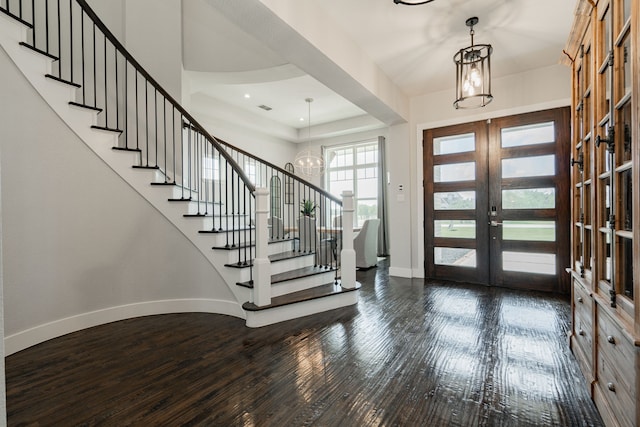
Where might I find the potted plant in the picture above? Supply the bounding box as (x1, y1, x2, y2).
(300, 199, 317, 218)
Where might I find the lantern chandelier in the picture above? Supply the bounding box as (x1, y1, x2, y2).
(453, 17, 493, 109)
(294, 98, 325, 176)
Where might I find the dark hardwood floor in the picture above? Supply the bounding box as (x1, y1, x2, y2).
(6, 260, 602, 426)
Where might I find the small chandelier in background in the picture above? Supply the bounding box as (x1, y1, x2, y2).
(454, 17, 493, 109)
(294, 98, 325, 176)
(392, 0, 436, 4)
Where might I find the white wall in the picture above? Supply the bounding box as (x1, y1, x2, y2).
(87, 0, 183, 101)
(190, 94, 300, 168)
(124, 0, 183, 101)
(0, 46, 236, 355)
(0, 148, 6, 422)
(386, 64, 572, 278)
(386, 123, 412, 277)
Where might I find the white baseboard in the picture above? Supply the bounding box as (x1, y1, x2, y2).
(388, 266, 413, 278)
(4, 299, 245, 355)
(411, 268, 425, 279)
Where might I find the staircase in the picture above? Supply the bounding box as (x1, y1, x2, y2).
(0, 0, 359, 339)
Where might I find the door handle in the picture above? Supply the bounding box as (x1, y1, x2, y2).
(490, 220, 503, 227)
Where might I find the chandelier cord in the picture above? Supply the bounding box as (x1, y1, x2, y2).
(306, 97, 312, 146)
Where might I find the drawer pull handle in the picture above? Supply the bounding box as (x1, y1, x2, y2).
(577, 296, 583, 303)
(607, 382, 616, 392)
(607, 335, 616, 345)
(578, 328, 585, 336)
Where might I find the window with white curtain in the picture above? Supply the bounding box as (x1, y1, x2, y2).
(203, 156, 219, 181)
(325, 141, 378, 227)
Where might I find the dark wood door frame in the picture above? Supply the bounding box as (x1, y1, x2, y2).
(423, 107, 571, 294)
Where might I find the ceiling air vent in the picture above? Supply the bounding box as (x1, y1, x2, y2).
(258, 104, 273, 111)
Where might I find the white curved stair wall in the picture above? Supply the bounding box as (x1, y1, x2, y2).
(0, 15, 245, 355)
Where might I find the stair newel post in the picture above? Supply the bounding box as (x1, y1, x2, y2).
(340, 191, 356, 289)
(253, 187, 271, 306)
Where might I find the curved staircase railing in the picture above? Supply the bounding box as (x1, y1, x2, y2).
(0, 0, 343, 277)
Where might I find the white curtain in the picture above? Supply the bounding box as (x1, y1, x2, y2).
(377, 136, 389, 256)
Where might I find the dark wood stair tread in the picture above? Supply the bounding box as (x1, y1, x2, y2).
(112, 147, 141, 153)
(132, 165, 159, 170)
(184, 212, 244, 218)
(242, 281, 360, 312)
(45, 74, 81, 88)
(268, 250, 308, 262)
(69, 102, 102, 112)
(19, 42, 57, 60)
(91, 125, 123, 133)
(1, 9, 33, 28)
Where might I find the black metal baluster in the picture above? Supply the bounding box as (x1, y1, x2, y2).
(231, 168, 236, 248)
(135, 70, 139, 151)
(196, 131, 201, 215)
(92, 23, 96, 108)
(248, 192, 253, 283)
(224, 161, 230, 247)
(218, 151, 222, 230)
(56, 0, 60, 76)
(163, 99, 166, 181)
(245, 185, 250, 266)
(187, 125, 192, 200)
(184, 124, 189, 200)
(171, 107, 175, 183)
(154, 88, 157, 167)
(103, 33, 107, 127)
(69, 0, 72, 82)
(205, 139, 210, 220)
(238, 174, 242, 259)
(124, 60, 128, 148)
(144, 81, 148, 166)
(45, 0, 49, 52)
(115, 49, 119, 131)
(80, 11, 85, 103)
(179, 118, 184, 186)
(31, 0, 35, 48)
(319, 195, 325, 268)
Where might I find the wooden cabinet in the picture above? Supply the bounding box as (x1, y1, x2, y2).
(565, 0, 639, 426)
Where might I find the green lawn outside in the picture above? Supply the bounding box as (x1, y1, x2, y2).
(437, 221, 555, 241)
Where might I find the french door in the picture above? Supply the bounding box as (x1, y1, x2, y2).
(424, 108, 570, 293)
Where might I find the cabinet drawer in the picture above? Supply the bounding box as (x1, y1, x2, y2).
(597, 309, 636, 383)
(595, 308, 637, 427)
(572, 282, 593, 367)
(596, 350, 637, 427)
(574, 282, 592, 323)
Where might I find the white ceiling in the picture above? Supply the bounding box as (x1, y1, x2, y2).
(182, 0, 577, 140)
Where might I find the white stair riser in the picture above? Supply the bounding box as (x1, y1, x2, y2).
(245, 291, 357, 328)
(267, 240, 293, 254)
(271, 270, 337, 298)
(183, 215, 249, 231)
(269, 255, 315, 275)
(214, 239, 294, 264)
